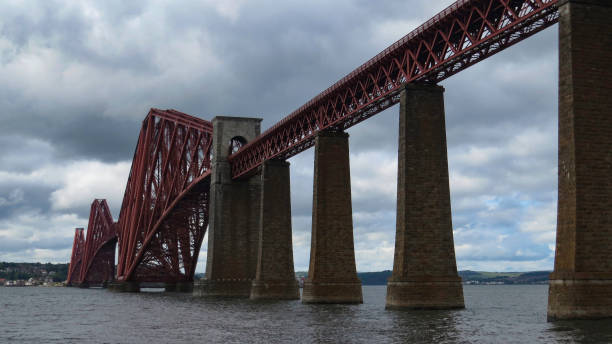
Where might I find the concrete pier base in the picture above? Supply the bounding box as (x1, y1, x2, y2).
(193, 116, 263, 298)
(108, 281, 140, 293)
(547, 0, 612, 321)
(251, 280, 300, 300)
(250, 160, 299, 300)
(386, 278, 464, 310)
(193, 279, 252, 297)
(302, 131, 362, 304)
(386, 84, 464, 310)
(302, 281, 363, 304)
(548, 273, 612, 320)
(164, 282, 194, 293)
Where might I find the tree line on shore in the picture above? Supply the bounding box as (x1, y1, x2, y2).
(0, 262, 68, 282)
(3, 262, 550, 286)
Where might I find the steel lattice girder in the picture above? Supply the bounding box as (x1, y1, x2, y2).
(116, 109, 213, 283)
(228, 0, 560, 179)
(66, 228, 85, 285)
(78, 199, 117, 285)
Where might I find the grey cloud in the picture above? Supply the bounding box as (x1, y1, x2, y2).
(0, 235, 72, 253)
(0, 185, 56, 220)
(0, 0, 561, 271)
(0, 108, 140, 163)
(0, 136, 55, 173)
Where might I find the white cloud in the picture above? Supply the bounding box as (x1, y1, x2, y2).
(452, 146, 501, 166)
(0, 210, 85, 263)
(350, 151, 397, 201)
(450, 171, 490, 196)
(0, 248, 73, 264)
(207, 0, 245, 22)
(0, 210, 82, 241)
(0, 159, 130, 216)
(49, 160, 130, 215)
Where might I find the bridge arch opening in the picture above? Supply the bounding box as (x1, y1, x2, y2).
(229, 136, 247, 156)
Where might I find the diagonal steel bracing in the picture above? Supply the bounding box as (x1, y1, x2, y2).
(78, 199, 116, 286)
(66, 228, 85, 286)
(229, 0, 560, 179)
(116, 109, 213, 283)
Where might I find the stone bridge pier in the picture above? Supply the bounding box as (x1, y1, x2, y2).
(250, 159, 300, 300)
(302, 131, 363, 304)
(194, 116, 263, 297)
(386, 84, 464, 309)
(194, 116, 299, 299)
(547, 0, 612, 320)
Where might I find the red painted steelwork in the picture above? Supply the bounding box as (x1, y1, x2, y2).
(78, 199, 117, 286)
(66, 228, 85, 286)
(116, 109, 213, 283)
(229, 0, 560, 178)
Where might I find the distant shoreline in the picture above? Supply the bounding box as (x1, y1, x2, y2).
(294, 270, 552, 286)
(1, 262, 551, 287)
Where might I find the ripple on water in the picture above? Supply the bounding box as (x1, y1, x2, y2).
(1, 285, 612, 343)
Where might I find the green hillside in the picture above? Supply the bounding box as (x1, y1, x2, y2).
(295, 270, 550, 285)
(0, 262, 68, 282)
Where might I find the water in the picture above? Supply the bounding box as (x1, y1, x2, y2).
(1, 285, 612, 343)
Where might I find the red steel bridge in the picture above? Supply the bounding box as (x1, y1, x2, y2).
(66, 200, 115, 286)
(69, 0, 561, 286)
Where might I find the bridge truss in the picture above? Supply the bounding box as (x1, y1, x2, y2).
(229, 0, 560, 178)
(66, 228, 85, 286)
(78, 199, 117, 286)
(116, 109, 213, 283)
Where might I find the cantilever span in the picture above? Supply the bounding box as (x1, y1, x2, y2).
(78, 200, 116, 287)
(115, 109, 213, 285)
(66, 200, 117, 287)
(66, 228, 85, 286)
(228, 0, 560, 179)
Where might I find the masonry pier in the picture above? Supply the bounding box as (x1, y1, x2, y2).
(547, 0, 612, 321)
(108, 281, 140, 293)
(164, 282, 194, 293)
(250, 160, 300, 300)
(302, 131, 363, 304)
(385, 84, 464, 310)
(193, 116, 263, 297)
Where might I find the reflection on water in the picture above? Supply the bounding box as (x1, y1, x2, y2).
(1, 285, 611, 343)
(548, 318, 612, 343)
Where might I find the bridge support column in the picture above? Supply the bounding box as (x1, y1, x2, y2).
(108, 281, 140, 293)
(164, 282, 193, 293)
(302, 131, 363, 304)
(193, 116, 263, 297)
(250, 160, 300, 300)
(386, 84, 464, 310)
(548, 0, 612, 321)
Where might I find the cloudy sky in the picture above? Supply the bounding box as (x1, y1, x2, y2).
(0, 0, 558, 272)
